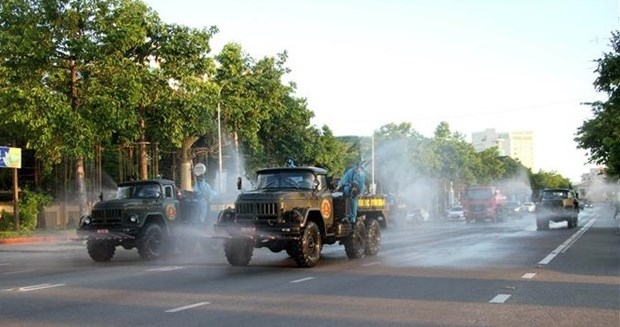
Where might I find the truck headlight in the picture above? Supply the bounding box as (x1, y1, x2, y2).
(218, 209, 236, 223)
(80, 216, 91, 226)
(129, 214, 139, 223)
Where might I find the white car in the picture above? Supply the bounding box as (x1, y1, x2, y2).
(446, 205, 465, 220)
(521, 202, 535, 213)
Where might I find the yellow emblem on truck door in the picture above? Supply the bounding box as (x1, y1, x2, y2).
(320, 199, 331, 219)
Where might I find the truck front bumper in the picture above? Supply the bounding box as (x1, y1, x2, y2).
(213, 223, 302, 241)
(76, 227, 137, 241)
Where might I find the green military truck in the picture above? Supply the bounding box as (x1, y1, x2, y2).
(213, 166, 389, 268)
(76, 179, 210, 262)
(535, 188, 580, 230)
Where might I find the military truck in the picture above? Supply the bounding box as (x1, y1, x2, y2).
(76, 179, 211, 262)
(213, 166, 389, 268)
(535, 188, 579, 230)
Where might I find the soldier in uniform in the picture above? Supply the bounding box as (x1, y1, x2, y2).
(337, 162, 366, 224)
(193, 163, 217, 224)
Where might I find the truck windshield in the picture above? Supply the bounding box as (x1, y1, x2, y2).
(116, 183, 162, 199)
(541, 191, 567, 199)
(256, 171, 315, 190)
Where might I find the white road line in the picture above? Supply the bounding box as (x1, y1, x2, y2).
(3, 269, 36, 275)
(521, 273, 536, 279)
(489, 294, 511, 303)
(361, 261, 380, 267)
(18, 283, 65, 292)
(538, 218, 596, 265)
(147, 266, 184, 272)
(290, 277, 315, 283)
(165, 302, 210, 313)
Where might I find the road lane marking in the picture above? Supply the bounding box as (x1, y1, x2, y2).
(290, 277, 315, 283)
(18, 283, 65, 292)
(165, 302, 210, 313)
(3, 269, 36, 275)
(521, 273, 536, 279)
(538, 218, 596, 265)
(147, 266, 184, 272)
(489, 294, 511, 303)
(361, 262, 380, 267)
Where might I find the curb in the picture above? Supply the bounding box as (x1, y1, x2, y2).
(0, 233, 77, 245)
(0, 236, 64, 245)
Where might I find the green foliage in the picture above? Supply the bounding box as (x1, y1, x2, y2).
(0, 209, 13, 231)
(17, 190, 53, 231)
(530, 170, 572, 192)
(0, 190, 52, 231)
(575, 30, 620, 178)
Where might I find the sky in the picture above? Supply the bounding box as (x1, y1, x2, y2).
(143, 0, 618, 183)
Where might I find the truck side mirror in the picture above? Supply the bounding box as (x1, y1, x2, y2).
(237, 177, 242, 190)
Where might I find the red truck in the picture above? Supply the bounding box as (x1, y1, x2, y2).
(461, 186, 505, 223)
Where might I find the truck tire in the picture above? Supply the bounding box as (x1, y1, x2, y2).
(87, 240, 115, 262)
(364, 219, 381, 256)
(137, 223, 166, 260)
(536, 217, 549, 231)
(224, 238, 254, 266)
(344, 221, 367, 259)
(293, 221, 322, 268)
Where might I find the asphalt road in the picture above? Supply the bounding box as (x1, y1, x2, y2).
(1, 204, 618, 327)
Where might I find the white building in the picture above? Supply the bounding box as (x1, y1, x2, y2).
(471, 128, 534, 170)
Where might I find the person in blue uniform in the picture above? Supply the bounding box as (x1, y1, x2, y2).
(337, 162, 366, 224)
(193, 163, 217, 224)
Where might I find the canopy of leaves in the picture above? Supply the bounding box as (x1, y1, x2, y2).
(575, 30, 620, 179)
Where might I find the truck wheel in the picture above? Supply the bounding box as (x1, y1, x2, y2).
(364, 219, 381, 256)
(87, 240, 115, 262)
(293, 221, 322, 268)
(344, 221, 367, 259)
(536, 217, 549, 231)
(224, 238, 254, 266)
(137, 224, 167, 260)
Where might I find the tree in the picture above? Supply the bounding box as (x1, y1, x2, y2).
(146, 22, 218, 189)
(0, 0, 167, 216)
(530, 170, 572, 198)
(575, 30, 620, 179)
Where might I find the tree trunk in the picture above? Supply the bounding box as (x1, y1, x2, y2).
(76, 157, 88, 218)
(233, 130, 242, 179)
(180, 136, 198, 191)
(139, 116, 148, 180)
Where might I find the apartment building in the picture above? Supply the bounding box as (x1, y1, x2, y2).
(471, 128, 534, 170)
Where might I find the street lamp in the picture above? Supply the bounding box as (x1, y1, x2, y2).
(217, 96, 223, 194)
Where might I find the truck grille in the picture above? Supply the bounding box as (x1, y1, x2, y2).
(236, 201, 279, 218)
(91, 208, 123, 226)
(471, 205, 486, 212)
